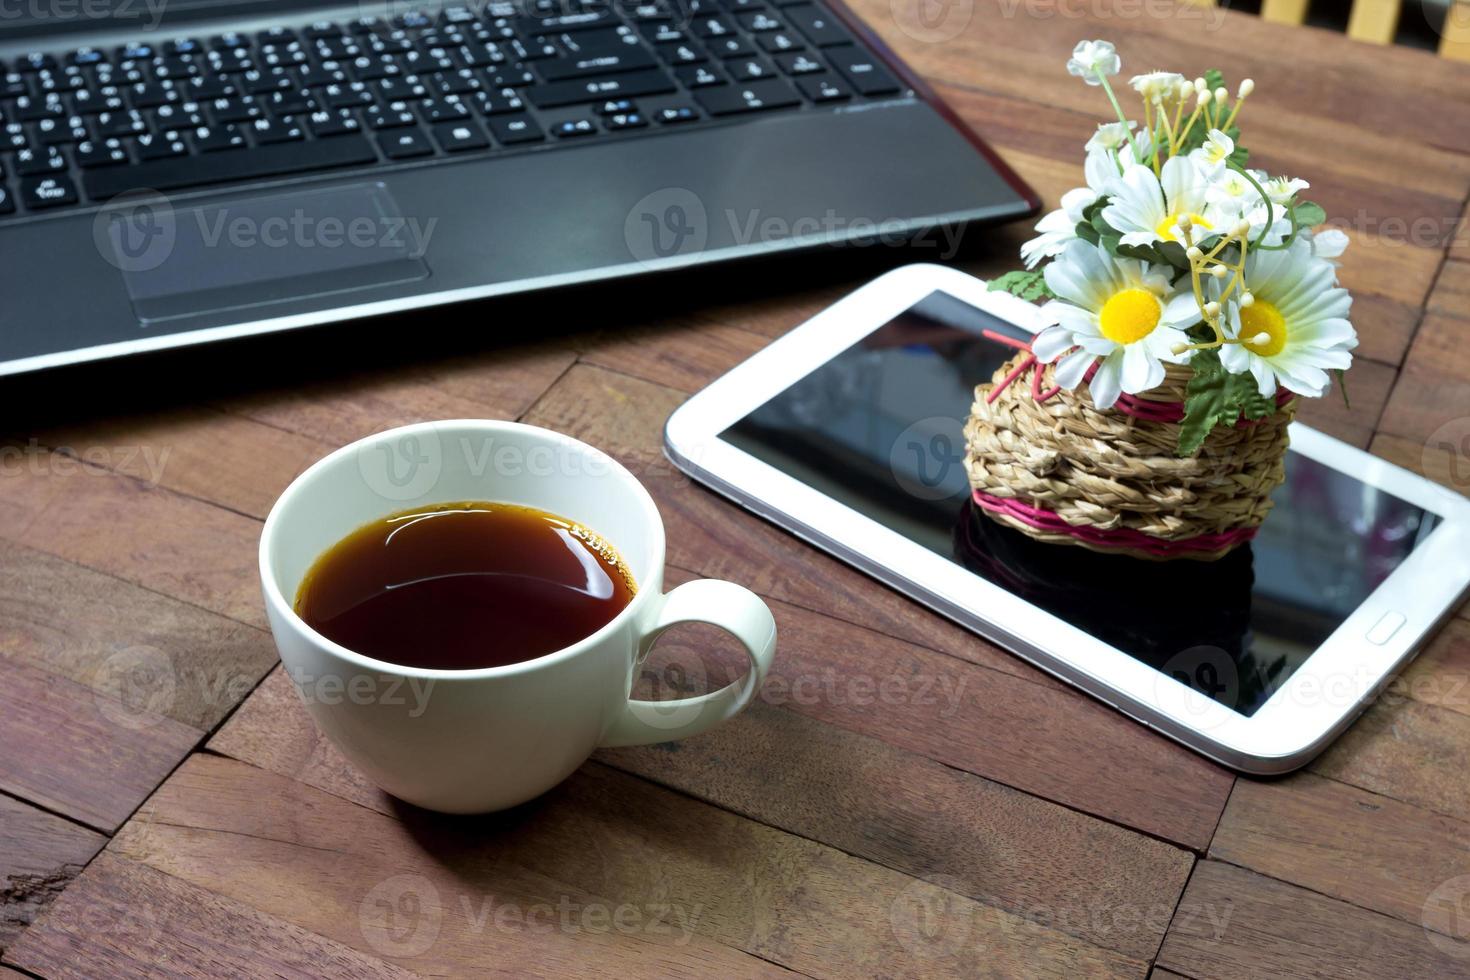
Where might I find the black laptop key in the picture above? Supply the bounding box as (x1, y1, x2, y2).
(537, 47, 657, 81)
(194, 124, 248, 151)
(675, 64, 723, 87)
(0, 185, 13, 215)
(796, 74, 849, 102)
(692, 77, 798, 115)
(249, 116, 306, 143)
(75, 137, 129, 167)
(826, 45, 900, 96)
(134, 131, 189, 160)
(726, 56, 776, 80)
(433, 119, 490, 150)
(552, 118, 597, 138)
(656, 105, 698, 124)
(367, 104, 419, 128)
(527, 10, 616, 31)
(605, 111, 646, 129)
(658, 42, 707, 65)
(759, 31, 804, 53)
(487, 112, 543, 143)
(775, 52, 824, 75)
(20, 174, 77, 209)
(785, 5, 850, 46)
(84, 133, 377, 199)
(306, 108, 362, 137)
(14, 145, 67, 176)
(704, 35, 755, 57)
(380, 128, 434, 158)
(738, 11, 784, 32)
(526, 68, 674, 108)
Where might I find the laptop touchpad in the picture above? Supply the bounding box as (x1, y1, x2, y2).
(104, 182, 431, 324)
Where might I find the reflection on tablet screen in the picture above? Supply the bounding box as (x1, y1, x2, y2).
(722, 290, 1440, 716)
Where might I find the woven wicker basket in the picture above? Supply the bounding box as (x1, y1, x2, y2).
(963, 352, 1295, 561)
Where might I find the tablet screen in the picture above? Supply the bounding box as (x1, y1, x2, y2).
(722, 290, 1441, 717)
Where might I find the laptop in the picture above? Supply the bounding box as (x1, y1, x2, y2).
(0, 0, 1038, 376)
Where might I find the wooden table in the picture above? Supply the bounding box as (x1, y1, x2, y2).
(4, 2, 1470, 976)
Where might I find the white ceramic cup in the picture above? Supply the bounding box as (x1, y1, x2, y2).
(259, 419, 776, 813)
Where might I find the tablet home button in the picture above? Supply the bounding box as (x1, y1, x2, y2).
(1367, 611, 1407, 645)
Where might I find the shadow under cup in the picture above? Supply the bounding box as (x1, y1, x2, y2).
(259, 420, 669, 813)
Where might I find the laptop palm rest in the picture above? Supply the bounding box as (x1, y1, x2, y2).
(104, 182, 431, 324)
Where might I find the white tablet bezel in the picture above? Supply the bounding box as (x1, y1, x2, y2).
(664, 263, 1470, 773)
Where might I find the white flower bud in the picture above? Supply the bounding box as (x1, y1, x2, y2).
(1250, 332, 1271, 347)
(1238, 78, 1255, 98)
(1186, 246, 1203, 260)
(1204, 301, 1221, 318)
(1240, 292, 1255, 307)
(1233, 220, 1252, 237)
(1214, 86, 1228, 105)
(1194, 77, 1207, 93)
(1209, 264, 1228, 279)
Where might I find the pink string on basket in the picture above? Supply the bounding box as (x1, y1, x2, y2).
(971, 489, 1261, 558)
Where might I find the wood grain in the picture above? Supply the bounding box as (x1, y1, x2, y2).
(1429, 259, 1470, 320)
(1379, 313, 1470, 446)
(4, 453, 266, 630)
(0, 658, 200, 833)
(1157, 859, 1470, 978)
(0, 539, 277, 731)
(0, 795, 105, 953)
(1211, 772, 1470, 939)
(219, 665, 1192, 960)
(6, 852, 417, 980)
(1311, 695, 1470, 824)
(111, 753, 1144, 977)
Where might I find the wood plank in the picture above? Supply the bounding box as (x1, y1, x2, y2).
(1378, 313, 1470, 446)
(5, 452, 266, 630)
(1157, 859, 1470, 978)
(0, 795, 105, 953)
(1429, 259, 1470, 319)
(33, 407, 333, 522)
(113, 753, 1145, 977)
(0, 658, 200, 833)
(1311, 695, 1470, 823)
(0, 539, 277, 731)
(1289, 356, 1396, 449)
(1211, 772, 1470, 939)
(521, 363, 1061, 685)
(218, 663, 1193, 960)
(5, 852, 416, 980)
(1396, 616, 1470, 720)
(214, 342, 578, 449)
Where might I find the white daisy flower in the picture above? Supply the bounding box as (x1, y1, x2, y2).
(1203, 166, 1257, 216)
(1085, 121, 1137, 154)
(1307, 227, 1349, 265)
(1217, 238, 1357, 398)
(1019, 146, 1134, 268)
(1020, 187, 1099, 269)
(1031, 240, 1201, 409)
(1067, 40, 1120, 85)
(1190, 128, 1234, 178)
(1262, 175, 1309, 206)
(1130, 71, 1187, 104)
(1102, 158, 1227, 248)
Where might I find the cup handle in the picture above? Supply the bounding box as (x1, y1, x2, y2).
(599, 579, 776, 748)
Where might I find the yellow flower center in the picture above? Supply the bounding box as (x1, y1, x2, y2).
(1098, 287, 1162, 345)
(1154, 212, 1213, 243)
(1240, 300, 1288, 357)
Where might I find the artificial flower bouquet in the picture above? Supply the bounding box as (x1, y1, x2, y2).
(963, 39, 1357, 561)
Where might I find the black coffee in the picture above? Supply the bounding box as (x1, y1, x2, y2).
(295, 502, 636, 670)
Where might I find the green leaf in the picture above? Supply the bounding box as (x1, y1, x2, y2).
(988, 269, 1055, 302)
(1204, 69, 1226, 93)
(1177, 350, 1275, 456)
(1291, 200, 1326, 229)
(1075, 219, 1100, 245)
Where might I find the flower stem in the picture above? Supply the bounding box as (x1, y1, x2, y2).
(1095, 69, 1131, 133)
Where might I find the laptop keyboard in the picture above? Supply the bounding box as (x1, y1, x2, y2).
(0, 0, 907, 217)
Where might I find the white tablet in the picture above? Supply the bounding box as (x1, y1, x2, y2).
(664, 263, 1470, 773)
